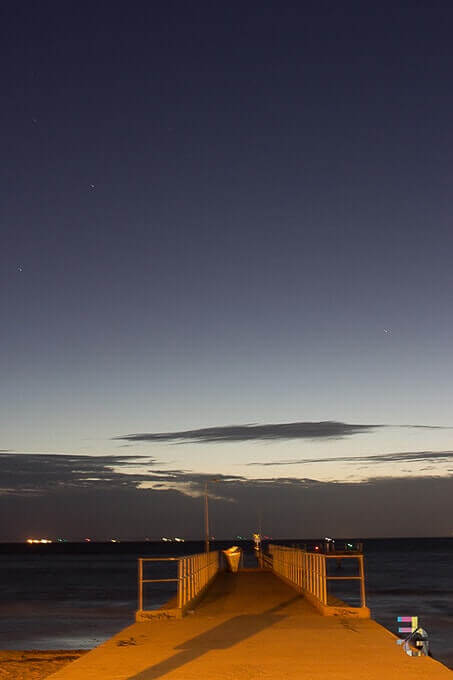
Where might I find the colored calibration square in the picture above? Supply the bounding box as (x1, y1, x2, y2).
(397, 616, 418, 633)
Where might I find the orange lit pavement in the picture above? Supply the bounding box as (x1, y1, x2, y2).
(48, 571, 451, 680)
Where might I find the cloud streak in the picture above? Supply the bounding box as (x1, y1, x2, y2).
(115, 421, 380, 444)
(115, 420, 453, 445)
(245, 450, 453, 467)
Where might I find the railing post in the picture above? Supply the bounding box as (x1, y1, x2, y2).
(186, 557, 189, 606)
(312, 554, 315, 595)
(313, 555, 317, 598)
(322, 555, 327, 605)
(138, 558, 143, 611)
(297, 550, 300, 588)
(177, 559, 182, 609)
(196, 555, 199, 593)
(315, 555, 318, 598)
(319, 555, 322, 601)
(314, 555, 317, 599)
(193, 555, 196, 599)
(312, 554, 316, 597)
(359, 555, 366, 608)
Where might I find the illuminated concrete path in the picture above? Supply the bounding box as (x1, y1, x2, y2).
(49, 571, 451, 680)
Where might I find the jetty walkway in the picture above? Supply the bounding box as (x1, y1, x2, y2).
(49, 552, 450, 680)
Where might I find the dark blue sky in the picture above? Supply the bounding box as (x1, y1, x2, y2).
(1, 2, 452, 538)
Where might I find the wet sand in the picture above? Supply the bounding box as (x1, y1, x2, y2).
(0, 650, 86, 680)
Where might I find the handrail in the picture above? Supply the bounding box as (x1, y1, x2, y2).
(267, 544, 367, 612)
(138, 551, 220, 615)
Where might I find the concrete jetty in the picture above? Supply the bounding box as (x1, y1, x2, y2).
(49, 570, 451, 679)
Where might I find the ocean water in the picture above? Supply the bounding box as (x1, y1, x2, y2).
(0, 538, 451, 669)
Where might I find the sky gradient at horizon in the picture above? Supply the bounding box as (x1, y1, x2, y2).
(1, 2, 452, 537)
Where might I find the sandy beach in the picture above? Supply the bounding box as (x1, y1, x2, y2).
(0, 650, 86, 680)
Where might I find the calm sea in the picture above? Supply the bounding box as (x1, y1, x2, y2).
(0, 538, 451, 669)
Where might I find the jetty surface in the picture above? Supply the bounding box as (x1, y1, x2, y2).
(49, 570, 450, 679)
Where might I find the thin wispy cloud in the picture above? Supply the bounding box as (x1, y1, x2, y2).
(246, 450, 453, 466)
(115, 420, 452, 445)
(400, 425, 450, 430)
(115, 421, 380, 444)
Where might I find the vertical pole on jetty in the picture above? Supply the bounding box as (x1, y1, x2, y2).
(204, 481, 210, 553)
(204, 478, 220, 552)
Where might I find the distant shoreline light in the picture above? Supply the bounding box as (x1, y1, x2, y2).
(26, 538, 52, 544)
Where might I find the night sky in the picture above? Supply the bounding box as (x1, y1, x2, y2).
(1, 2, 452, 540)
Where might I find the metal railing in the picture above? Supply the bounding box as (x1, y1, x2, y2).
(267, 544, 366, 609)
(138, 551, 220, 614)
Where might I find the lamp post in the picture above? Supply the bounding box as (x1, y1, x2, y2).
(204, 478, 220, 553)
